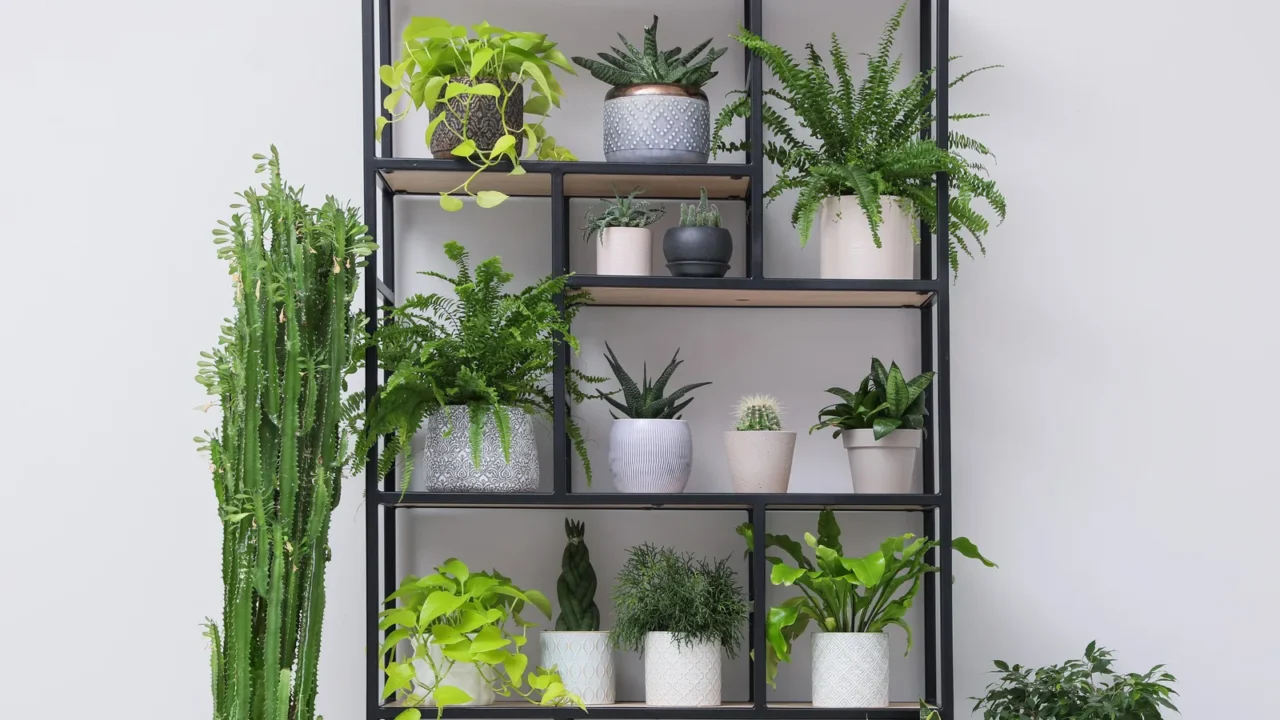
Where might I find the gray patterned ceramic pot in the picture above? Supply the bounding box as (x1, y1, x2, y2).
(419, 405, 538, 492)
(429, 77, 524, 159)
(602, 84, 710, 163)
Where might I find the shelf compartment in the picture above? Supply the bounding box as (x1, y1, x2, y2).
(570, 276, 937, 308)
(378, 492, 942, 510)
(376, 158, 751, 199)
(380, 702, 928, 719)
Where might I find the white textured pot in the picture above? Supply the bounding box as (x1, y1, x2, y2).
(419, 405, 538, 492)
(597, 227, 653, 276)
(410, 638, 496, 706)
(819, 195, 915, 279)
(539, 631, 616, 705)
(609, 419, 692, 493)
(811, 632, 890, 707)
(643, 632, 721, 706)
(724, 431, 796, 493)
(842, 429, 921, 494)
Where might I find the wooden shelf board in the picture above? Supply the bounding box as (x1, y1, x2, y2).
(580, 285, 931, 308)
(377, 162, 750, 199)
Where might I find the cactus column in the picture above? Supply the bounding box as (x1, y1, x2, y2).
(540, 519, 616, 704)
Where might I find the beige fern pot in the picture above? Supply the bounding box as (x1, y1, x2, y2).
(819, 195, 915, 279)
(724, 431, 796, 493)
(539, 631, 616, 705)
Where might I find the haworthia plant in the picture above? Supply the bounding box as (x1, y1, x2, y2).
(572, 16, 726, 89)
(196, 148, 374, 720)
(555, 519, 600, 632)
(594, 344, 711, 420)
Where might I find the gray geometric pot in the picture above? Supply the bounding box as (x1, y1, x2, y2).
(663, 226, 732, 277)
(603, 85, 710, 163)
(429, 76, 524, 159)
(419, 405, 538, 492)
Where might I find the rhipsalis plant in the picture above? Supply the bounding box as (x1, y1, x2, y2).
(554, 519, 601, 632)
(737, 510, 995, 687)
(355, 242, 604, 488)
(679, 187, 721, 228)
(595, 344, 711, 420)
(380, 559, 583, 720)
(971, 643, 1178, 719)
(196, 148, 375, 720)
(734, 395, 782, 431)
(711, 1, 1007, 275)
(810, 358, 935, 441)
(572, 16, 727, 89)
(581, 187, 665, 243)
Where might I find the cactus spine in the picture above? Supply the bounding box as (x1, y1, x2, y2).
(196, 148, 373, 720)
(555, 519, 601, 632)
(735, 395, 783, 431)
(679, 187, 721, 228)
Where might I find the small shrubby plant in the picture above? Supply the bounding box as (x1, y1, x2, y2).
(734, 395, 782, 431)
(582, 188, 666, 243)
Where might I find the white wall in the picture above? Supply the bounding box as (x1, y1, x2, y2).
(0, 1, 1275, 719)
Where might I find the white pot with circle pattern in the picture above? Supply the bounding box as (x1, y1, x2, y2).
(811, 632, 889, 708)
(608, 419, 693, 493)
(643, 632, 721, 706)
(539, 631, 615, 705)
(418, 405, 538, 492)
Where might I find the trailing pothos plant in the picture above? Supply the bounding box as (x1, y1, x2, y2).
(810, 358, 935, 441)
(711, 1, 1007, 275)
(378, 18, 577, 212)
(737, 509, 995, 686)
(379, 559, 583, 720)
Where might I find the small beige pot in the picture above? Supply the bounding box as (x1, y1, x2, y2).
(597, 227, 653, 276)
(724, 431, 796, 493)
(841, 428, 922, 493)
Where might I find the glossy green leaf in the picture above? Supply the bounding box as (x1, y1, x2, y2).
(842, 551, 887, 588)
(489, 134, 516, 158)
(770, 563, 807, 586)
(383, 89, 404, 112)
(402, 16, 450, 41)
(418, 590, 466, 628)
(520, 61, 552, 97)
(522, 588, 552, 617)
(523, 94, 551, 115)
(378, 65, 399, 88)
(953, 537, 997, 567)
(394, 709, 422, 720)
(453, 608, 490, 633)
(424, 112, 446, 146)
(468, 624, 510, 654)
(430, 624, 464, 645)
(441, 558, 469, 584)
(503, 652, 528, 686)
(475, 190, 508, 209)
(375, 116, 389, 142)
(421, 76, 446, 111)
(431, 685, 473, 707)
(450, 139, 477, 157)
(416, 572, 457, 591)
(444, 82, 473, 101)
(469, 48, 494, 78)
(468, 82, 501, 97)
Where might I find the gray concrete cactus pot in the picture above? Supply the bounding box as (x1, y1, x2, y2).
(602, 85, 710, 163)
(429, 76, 524, 159)
(663, 226, 732, 277)
(418, 405, 538, 492)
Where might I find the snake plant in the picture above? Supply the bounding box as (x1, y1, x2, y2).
(555, 519, 600, 632)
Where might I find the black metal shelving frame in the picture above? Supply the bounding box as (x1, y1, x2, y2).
(362, 0, 954, 718)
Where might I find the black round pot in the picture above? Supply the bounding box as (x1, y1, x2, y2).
(663, 226, 732, 277)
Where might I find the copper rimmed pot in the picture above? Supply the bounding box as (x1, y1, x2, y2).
(602, 84, 710, 163)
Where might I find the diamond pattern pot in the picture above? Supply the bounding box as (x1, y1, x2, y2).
(811, 632, 889, 707)
(539, 631, 615, 705)
(602, 91, 710, 163)
(643, 632, 722, 706)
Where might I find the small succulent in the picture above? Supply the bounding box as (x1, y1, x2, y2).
(596, 344, 711, 420)
(572, 16, 727, 89)
(679, 187, 721, 228)
(555, 519, 600, 632)
(734, 395, 782, 431)
(582, 187, 665, 243)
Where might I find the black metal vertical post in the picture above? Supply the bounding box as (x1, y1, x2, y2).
(361, 0, 381, 717)
(379, 0, 393, 160)
(745, 0, 764, 279)
(750, 500, 768, 709)
(377, 0, 396, 630)
(935, 0, 954, 715)
(918, 0, 938, 706)
(551, 171, 571, 496)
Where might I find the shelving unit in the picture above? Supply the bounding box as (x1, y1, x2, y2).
(363, 0, 955, 718)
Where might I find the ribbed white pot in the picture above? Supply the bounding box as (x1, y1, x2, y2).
(643, 632, 722, 706)
(842, 428, 922, 494)
(811, 632, 889, 707)
(609, 419, 692, 493)
(410, 638, 496, 706)
(539, 631, 616, 705)
(724, 431, 796, 493)
(597, 227, 653, 276)
(819, 195, 915, 279)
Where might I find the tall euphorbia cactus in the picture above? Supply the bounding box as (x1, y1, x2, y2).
(196, 148, 374, 720)
(555, 519, 600, 631)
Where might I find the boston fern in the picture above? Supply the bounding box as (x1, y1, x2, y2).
(355, 242, 604, 488)
(595, 344, 710, 419)
(711, 1, 1006, 274)
(572, 16, 726, 89)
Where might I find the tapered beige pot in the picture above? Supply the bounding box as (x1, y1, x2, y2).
(819, 195, 915, 279)
(842, 429, 921, 493)
(724, 431, 796, 493)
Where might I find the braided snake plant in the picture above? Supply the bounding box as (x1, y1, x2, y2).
(555, 519, 600, 632)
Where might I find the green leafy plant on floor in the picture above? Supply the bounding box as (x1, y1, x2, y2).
(196, 148, 375, 720)
(581, 187, 666, 243)
(378, 18, 577, 211)
(810, 358, 935, 441)
(737, 510, 995, 687)
(572, 16, 727, 89)
(610, 544, 749, 655)
(594, 344, 711, 420)
(734, 395, 783, 431)
(354, 242, 603, 488)
(554, 519, 600, 632)
(380, 559, 583, 720)
(679, 187, 721, 228)
(971, 643, 1178, 719)
(711, 1, 1007, 275)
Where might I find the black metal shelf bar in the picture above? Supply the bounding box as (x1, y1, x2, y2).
(377, 492, 945, 510)
(376, 705, 931, 720)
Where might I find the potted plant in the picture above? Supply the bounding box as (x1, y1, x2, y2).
(197, 149, 376, 720)
(712, 2, 1007, 278)
(810, 358, 934, 494)
(539, 519, 615, 705)
(972, 643, 1179, 719)
(582, 188, 666, 276)
(357, 241, 603, 492)
(663, 187, 732, 277)
(738, 511, 995, 707)
(379, 558, 582, 719)
(594, 344, 710, 493)
(378, 18, 577, 212)
(611, 544, 748, 706)
(723, 395, 795, 493)
(573, 16, 727, 163)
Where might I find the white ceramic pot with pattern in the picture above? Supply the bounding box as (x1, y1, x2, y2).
(608, 419, 693, 493)
(643, 632, 721, 706)
(418, 405, 539, 493)
(539, 631, 615, 705)
(811, 632, 889, 707)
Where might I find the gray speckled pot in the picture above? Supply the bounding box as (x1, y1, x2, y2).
(419, 406, 538, 492)
(603, 87, 710, 163)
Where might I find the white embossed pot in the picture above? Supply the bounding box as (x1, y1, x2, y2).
(410, 637, 497, 706)
(419, 406, 539, 492)
(603, 85, 710, 163)
(819, 195, 915, 279)
(841, 428, 921, 494)
(608, 419, 693, 493)
(643, 632, 721, 706)
(539, 631, 616, 705)
(724, 431, 796, 493)
(811, 632, 889, 708)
